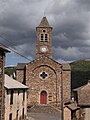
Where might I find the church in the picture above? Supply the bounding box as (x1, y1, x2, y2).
(17, 17, 71, 108)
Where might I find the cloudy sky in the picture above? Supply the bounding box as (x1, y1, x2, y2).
(0, 0, 90, 66)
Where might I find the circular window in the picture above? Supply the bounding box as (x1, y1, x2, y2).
(39, 71, 48, 80)
(43, 29, 46, 33)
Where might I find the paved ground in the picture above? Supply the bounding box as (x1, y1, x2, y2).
(27, 105, 61, 120)
(27, 112, 61, 120)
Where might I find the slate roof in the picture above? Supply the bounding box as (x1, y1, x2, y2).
(37, 16, 52, 28)
(4, 74, 28, 89)
(74, 80, 90, 106)
(65, 102, 80, 111)
(0, 44, 10, 52)
(17, 63, 27, 70)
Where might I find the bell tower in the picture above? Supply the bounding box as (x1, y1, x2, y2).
(36, 17, 53, 58)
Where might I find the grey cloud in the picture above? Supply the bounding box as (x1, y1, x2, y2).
(46, 0, 90, 62)
(0, 0, 90, 63)
(76, 0, 90, 11)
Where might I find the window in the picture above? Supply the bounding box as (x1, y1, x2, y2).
(45, 34, 48, 41)
(41, 34, 43, 41)
(43, 29, 46, 33)
(9, 113, 12, 120)
(18, 91, 19, 95)
(16, 110, 19, 119)
(39, 72, 48, 80)
(7, 90, 9, 95)
(40, 30, 48, 41)
(23, 90, 25, 101)
(10, 90, 13, 105)
(22, 108, 24, 119)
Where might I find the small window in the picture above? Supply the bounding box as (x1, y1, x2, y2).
(23, 90, 25, 101)
(18, 91, 19, 95)
(22, 108, 24, 119)
(7, 90, 9, 95)
(41, 34, 43, 41)
(40, 72, 48, 80)
(9, 113, 12, 120)
(16, 110, 19, 119)
(45, 34, 48, 41)
(43, 29, 46, 33)
(10, 90, 13, 105)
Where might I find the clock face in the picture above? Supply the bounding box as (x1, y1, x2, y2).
(40, 46, 47, 53)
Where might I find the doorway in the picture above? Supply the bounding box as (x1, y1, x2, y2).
(40, 91, 47, 104)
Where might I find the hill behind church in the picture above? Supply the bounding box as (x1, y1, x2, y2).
(71, 59, 90, 89)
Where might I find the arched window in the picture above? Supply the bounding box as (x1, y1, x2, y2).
(41, 34, 44, 41)
(40, 31, 49, 42)
(45, 34, 48, 42)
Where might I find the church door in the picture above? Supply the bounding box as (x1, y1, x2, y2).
(40, 91, 47, 104)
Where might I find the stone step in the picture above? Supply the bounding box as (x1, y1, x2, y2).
(28, 105, 61, 114)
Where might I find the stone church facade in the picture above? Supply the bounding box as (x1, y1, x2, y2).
(17, 17, 71, 108)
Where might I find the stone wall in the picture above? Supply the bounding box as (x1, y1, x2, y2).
(17, 69, 26, 84)
(17, 57, 71, 109)
(26, 57, 71, 108)
(26, 57, 62, 106)
(62, 65, 71, 103)
(36, 27, 52, 58)
(0, 51, 5, 120)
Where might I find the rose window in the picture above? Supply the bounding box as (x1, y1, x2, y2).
(40, 72, 48, 80)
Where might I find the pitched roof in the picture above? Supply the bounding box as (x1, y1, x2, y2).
(77, 80, 90, 106)
(65, 102, 80, 111)
(26, 55, 71, 71)
(27, 55, 62, 66)
(17, 63, 27, 70)
(0, 44, 10, 52)
(37, 16, 52, 28)
(4, 74, 28, 89)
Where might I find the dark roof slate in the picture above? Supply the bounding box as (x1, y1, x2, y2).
(65, 102, 80, 111)
(37, 17, 52, 28)
(17, 63, 27, 70)
(76, 80, 90, 106)
(0, 44, 10, 52)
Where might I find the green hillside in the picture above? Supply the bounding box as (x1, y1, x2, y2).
(70, 59, 90, 89)
(4, 66, 16, 79)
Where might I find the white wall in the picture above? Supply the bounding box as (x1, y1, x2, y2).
(5, 89, 27, 120)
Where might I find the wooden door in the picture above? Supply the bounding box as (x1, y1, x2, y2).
(40, 91, 47, 104)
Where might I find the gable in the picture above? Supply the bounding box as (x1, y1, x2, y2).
(26, 56, 62, 72)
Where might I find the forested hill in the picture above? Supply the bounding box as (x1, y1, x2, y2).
(70, 59, 90, 89)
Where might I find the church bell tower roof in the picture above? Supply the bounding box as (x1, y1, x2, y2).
(37, 16, 52, 28)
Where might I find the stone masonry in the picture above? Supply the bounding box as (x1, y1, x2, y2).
(0, 51, 4, 120)
(26, 56, 71, 108)
(16, 17, 71, 109)
(0, 45, 9, 120)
